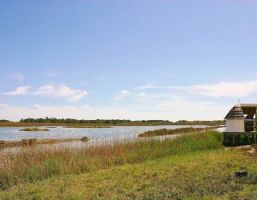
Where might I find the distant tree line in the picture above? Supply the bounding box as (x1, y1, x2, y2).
(0, 119, 9, 122)
(19, 118, 173, 125)
(16, 117, 225, 126)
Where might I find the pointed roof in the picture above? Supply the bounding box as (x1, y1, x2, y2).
(225, 105, 244, 119)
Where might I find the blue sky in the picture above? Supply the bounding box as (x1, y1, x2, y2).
(1, 0, 257, 121)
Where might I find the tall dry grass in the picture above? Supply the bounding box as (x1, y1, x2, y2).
(0, 131, 222, 190)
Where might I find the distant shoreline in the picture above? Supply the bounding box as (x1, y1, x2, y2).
(0, 119, 225, 128)
(0, 137, 89, 148)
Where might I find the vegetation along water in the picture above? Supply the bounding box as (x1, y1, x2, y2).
(0, 130, 256, 199)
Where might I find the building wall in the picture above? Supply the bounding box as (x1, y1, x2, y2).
(226, 119, 245, 132)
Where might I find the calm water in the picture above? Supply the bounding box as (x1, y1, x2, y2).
(0, 125, 216, 153)
(0, 125, 204, 141)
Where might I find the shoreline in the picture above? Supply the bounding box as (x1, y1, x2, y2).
(0, 137, 89, 148)
(0, 122, 225, 128)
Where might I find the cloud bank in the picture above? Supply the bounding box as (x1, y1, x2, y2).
(114, 90, 131, 101)
(5, 86, 31, 96)
(134, 79, 257, 98)
(192, 80, 257, 97)
(3, 79, 257, 121)
(4, 84, 87, 102)
(0, 102, 227, 121)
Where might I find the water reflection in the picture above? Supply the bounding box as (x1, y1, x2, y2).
(0, 125, 206, 141)
(0, 125, 212, 153)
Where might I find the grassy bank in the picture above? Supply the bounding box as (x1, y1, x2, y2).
(1, 132, 257, 199)
(0, 131, 221, 191)
(138, 127, 218, 137)
(1, 151, 256, 200)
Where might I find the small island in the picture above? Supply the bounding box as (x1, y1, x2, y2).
(19, 127, 49, 132)
(0, 137, 89, 148)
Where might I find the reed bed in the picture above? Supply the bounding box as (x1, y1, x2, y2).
(0, 138, 87, 148)
(138, 126, 219, 137)
(0, 131, 222, 190)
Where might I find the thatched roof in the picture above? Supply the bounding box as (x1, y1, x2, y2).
(225, 105, 244, 120)
(241, 104, 257, 118)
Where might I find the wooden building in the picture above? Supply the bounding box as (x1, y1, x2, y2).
(224, 104, 257, 146)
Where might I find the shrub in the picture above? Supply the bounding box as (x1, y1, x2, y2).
(223, 134, 256, 146)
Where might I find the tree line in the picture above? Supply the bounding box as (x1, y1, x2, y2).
(16, 118, 224, 126)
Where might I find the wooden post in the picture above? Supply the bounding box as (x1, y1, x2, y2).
(254, 108, 257, 131)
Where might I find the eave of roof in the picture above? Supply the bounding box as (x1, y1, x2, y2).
(241, 104, 257, 108)
(225, 105, 244, 120)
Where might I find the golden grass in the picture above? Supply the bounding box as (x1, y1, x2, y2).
(0, 131, 221, 190)
(1, 145, 257, 199)
(0, 138, 87, 148)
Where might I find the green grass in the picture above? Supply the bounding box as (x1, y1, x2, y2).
(1, 131, 256, 199)
(0, 131, 221, 190)
(1, 148, 257, 199)
(138, 127, 216, 137)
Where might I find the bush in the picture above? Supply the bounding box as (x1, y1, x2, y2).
(223, 134, 256, 146)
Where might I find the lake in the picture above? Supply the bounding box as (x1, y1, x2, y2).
(0, 125, 206, 141)
(0, 125, 222, 153)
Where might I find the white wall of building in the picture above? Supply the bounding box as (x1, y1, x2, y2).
(226, 119, 244, 132)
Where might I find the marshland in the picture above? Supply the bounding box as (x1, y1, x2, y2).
(0, 123, 256, 199)
(1, 0, 257, 199)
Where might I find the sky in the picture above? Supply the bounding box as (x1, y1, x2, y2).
(1, 0, 257, 121)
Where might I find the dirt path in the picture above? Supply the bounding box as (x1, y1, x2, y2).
(225, 145, 256, 154)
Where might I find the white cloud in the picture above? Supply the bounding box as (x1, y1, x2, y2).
(4, 79, 256, 121)
(5, 86, 31, 96)
(192, 80, 257, 97)
(0, 104, 8, 109)
(135, 79, 257, 98)
(137, 92, 147, 97)
(35, 84, 88, 102)
(0, 104, 93, 121)
(114, 90, 131, 101)
(4, 84, 88, 102)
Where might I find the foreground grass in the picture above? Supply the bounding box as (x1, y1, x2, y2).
(1, 131, 256, 199)
(0, 131, 221, 190)
(1, 149, 257, 199)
